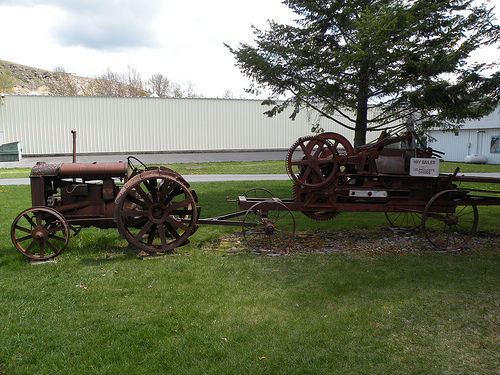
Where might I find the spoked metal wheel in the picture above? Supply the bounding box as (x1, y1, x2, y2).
(11, 207, 70, 260)
(422, 190, 478, 251)
(114, 170, 198, 253)
(242, 201, 295, 253)
(287, 136, 338, 189)
(385, 210, 422, 230)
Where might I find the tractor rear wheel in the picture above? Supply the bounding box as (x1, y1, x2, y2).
(115, 170, 198, 253)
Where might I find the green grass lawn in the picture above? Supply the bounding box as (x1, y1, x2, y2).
(0, 180, 499, 374)
(1, 159, 500, 179)
(0, 160, 288, 179)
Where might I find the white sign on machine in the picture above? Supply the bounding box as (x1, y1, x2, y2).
(409, 158, 440, 177)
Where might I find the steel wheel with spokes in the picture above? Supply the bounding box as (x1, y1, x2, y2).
(115, 170, 198, 253)
(11, 207, 70, 260)
(242, 201, 295, 253)
(385, 210, 422, 230)
(422, 190, 478, 251)
(236, 188, 276, 220)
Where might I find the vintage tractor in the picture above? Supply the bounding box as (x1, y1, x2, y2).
(11, 158, 199, 260)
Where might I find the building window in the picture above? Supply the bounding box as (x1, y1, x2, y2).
(454, 131, 459, 136)
(491, 136, 500, 154)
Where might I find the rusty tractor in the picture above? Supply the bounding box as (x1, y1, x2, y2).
(10, 123, 500, 260)
(11, 157, 200, 260)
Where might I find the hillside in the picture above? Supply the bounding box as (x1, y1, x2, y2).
(0, 59, 134, 96)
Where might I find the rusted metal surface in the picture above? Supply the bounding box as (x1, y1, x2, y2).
(30, 162, 61, 177)
(59, 162, 128, 179)
(234, 122, 500, 252)
(11, 155, 200, 259)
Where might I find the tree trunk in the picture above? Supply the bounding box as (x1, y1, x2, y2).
(354, 63, 370, 148)
(354, 106, 368, 148)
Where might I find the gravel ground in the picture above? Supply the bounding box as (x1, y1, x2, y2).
(211, 227, 500, 256)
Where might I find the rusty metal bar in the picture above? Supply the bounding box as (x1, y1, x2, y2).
(71, 130, 77, 163)
(452, 175, 500, 184)
(188, 211, 255, 227)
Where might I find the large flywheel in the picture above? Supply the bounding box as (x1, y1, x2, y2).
(318, 132, 355, 156)
(114, 170, 199, 253)
(318, 132, 355, 173)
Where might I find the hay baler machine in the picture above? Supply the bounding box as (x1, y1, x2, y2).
(283, 123, 446, 223)
(235, 122, 500, 252)
(11, 158, 200, 260)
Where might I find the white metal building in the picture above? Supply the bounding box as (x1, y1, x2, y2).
(2, 95, 499, 164)
(428, 107, 500, 164)
(0, 95, 367, 156)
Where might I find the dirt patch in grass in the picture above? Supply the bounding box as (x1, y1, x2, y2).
(208, 228, 500, 256)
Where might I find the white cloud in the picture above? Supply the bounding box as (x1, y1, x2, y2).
(52, 0, 163, 50)
(1, 0, 498, 98)
(0, 0, 296, 97)
(1, 0, 163, 50)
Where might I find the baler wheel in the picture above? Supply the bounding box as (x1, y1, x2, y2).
(242, 201, 295, 253)
(385, 211, 422, 230)
(235, 188, 276, 220)
(422, 190, 478, 251)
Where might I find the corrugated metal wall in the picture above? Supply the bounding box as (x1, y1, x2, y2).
(0, 96, 366, 156)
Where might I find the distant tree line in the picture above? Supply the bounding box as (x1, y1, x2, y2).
(82, 66, 204, 98)
(0, 65, 205, 98)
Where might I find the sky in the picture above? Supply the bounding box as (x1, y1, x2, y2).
(0, 0, 499, 99)
(0, 0, 296, 98)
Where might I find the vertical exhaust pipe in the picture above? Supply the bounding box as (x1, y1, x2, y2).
(71, 130, 77, 163)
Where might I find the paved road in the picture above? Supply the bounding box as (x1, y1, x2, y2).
(0, 151, 292, 185)
(1, 151, 500, 185)
(0, 174, 291, 185)
(0, 150, 289, 169)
